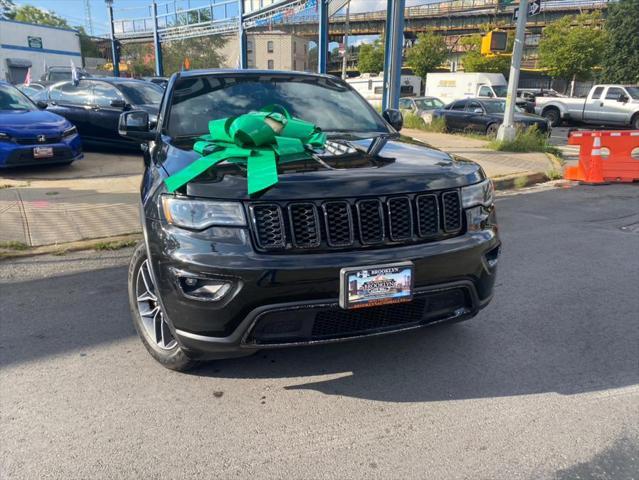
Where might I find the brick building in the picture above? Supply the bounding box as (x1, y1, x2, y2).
(221, 32, 310, 71)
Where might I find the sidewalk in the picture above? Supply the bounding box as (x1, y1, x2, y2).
(1, 151, 142, 248)
(1, 137, 557, 248)
(403, 129, 558, 180)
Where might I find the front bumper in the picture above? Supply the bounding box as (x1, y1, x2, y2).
(0, 136, 83, 167)
(145, 211, 500, 359)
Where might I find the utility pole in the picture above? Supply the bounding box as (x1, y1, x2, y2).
(341, 0, 350, 80)
(152, 0, 164, 76)
(497, 0, 528, 142)
(105, 0, 119, 77)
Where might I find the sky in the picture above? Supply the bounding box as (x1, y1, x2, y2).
(12, 0, 431, 36)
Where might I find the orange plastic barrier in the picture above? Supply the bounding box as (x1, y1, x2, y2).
(564, 130, 639, 184)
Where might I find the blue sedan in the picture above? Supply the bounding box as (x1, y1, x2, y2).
(0, 81, 82, 168)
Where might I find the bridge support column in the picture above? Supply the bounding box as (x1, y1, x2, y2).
(382, 0, 405, 111)
(106, 0, 119, 77)
(318, 0, 329, 74)
(152, 1, 164, 77)
(238, 0, 248, 69)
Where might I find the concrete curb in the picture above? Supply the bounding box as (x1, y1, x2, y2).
(0, 233, 142, 261)
(492, 172, 549, 191)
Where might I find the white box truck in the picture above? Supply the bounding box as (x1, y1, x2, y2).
(424, 72, 535, 112)
(425, 72, 508, 102)
(347, 73, 422, 108)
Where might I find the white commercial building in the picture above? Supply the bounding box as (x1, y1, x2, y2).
(0, 19, 82, 84)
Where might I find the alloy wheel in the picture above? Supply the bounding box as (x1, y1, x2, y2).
(135, 259, 177, 350)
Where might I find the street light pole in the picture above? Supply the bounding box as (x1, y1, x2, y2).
(341, 1, 350, 80)
(497, 0, 528, 142)
(105, 0, 119, 78)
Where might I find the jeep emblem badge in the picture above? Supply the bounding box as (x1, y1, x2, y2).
(37, 135, 46, 143)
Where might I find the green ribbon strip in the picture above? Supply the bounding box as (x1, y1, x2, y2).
(164, 105, 327, 196)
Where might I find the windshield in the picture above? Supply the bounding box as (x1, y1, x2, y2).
(626, 86, 639, 100)
(117, 82, 163, 105)
(167, 74, 389, 138)
(0, 84, 36, 111)
(414, 98, 444, 110)
(492, 85, 508, 97)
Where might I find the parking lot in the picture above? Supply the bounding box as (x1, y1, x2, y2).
(2, 182, 637, 479)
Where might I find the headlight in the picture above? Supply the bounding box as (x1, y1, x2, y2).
(0, 132, 11, 142)
(62, 126, 77, 138)
(461, 179, 494, 209)
(160, 196, 246, 230)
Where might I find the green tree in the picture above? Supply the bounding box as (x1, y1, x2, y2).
(75, 26, 102, 59)
(406, 32, 448, 78)
(601, 0, 639, 83)
(460, 33, 511, 75)
(162, 36, 227, 75)
(11, 4, 69, 27)
(538, 13, 607, 85)
(357, 39, 384, 74)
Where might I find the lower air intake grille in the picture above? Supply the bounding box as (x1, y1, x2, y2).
(312, 298, 427, 338)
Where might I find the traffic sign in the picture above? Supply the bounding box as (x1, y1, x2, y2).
(513, 0, 542, 21)
(529, 0, 542, 16)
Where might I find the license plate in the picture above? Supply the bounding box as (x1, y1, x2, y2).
(33, 146, 53, 158)
(339, 262, 414, 309)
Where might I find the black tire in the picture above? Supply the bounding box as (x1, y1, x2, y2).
(128, 242, 198, 372)
(543, 108, 562, 128)
(486, 123, 499, 137)
(632, 114, 639, 130)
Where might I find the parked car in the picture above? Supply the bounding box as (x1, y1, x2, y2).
(0, 81, 82, 168)
(141, 76, 169, 89)
(38, 77, 163, 147)
(118, 70, 501, 371)
(433, 98, 550, 136)
(425, 72, 534, 113)
(40, 66, 90, 85)
(534, 84, 639, 128)
(16, 81, 47, 99)
(399, 96, 445, 123)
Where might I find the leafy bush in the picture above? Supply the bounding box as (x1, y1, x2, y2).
(403, 113, 447, 133)
(489, 125, 561, 155)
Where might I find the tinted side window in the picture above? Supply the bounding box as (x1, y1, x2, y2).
(466, 101, 482, 112)
(451, 100, 467, 111)
(91, 81, 123, 107)
(605, 87, 624, 100)
(49, 82, 93, 106)
(591, 87, 604, 99)
(398, 98, 411, 109)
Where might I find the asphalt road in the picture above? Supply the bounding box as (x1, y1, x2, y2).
(1, 184, 638, 480)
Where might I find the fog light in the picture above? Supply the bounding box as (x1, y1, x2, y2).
(177, 276, 231, 301)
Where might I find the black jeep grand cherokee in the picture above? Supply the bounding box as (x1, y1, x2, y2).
(119, 70, 500, 371)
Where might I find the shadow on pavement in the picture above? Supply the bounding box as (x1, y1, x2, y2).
(0, 266, 135, 367)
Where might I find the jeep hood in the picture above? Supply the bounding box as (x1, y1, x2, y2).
(161, 135, 485, 200)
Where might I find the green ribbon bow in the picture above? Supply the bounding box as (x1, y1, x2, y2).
(164, 105, 327, 196)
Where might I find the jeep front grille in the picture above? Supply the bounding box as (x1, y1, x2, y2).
(247, 189, 463, 251)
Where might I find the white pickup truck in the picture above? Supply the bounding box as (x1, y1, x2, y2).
(535, 84, 639, 129)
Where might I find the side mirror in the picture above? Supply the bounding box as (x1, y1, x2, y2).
(36, 100, 48, 109)
(382, 108, 403, 131)
(110, 99, 127, 109)
(618, 94, 629, 103)
(119, 110, 155, 140)
(473, 108, 483, 114)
